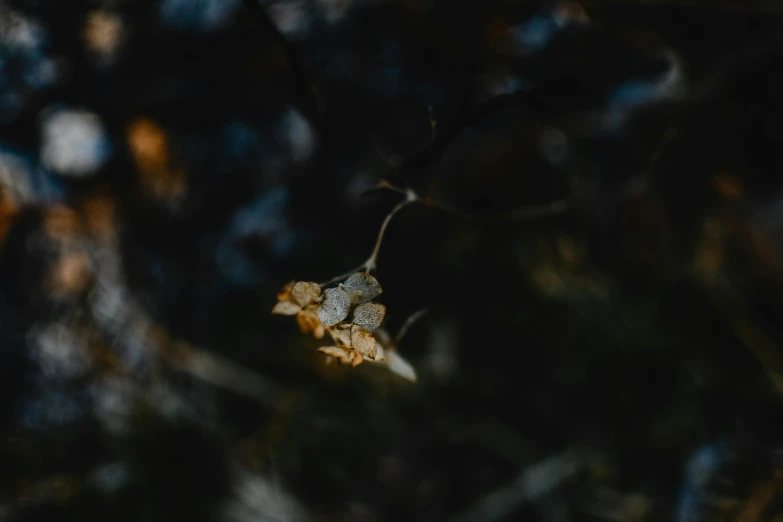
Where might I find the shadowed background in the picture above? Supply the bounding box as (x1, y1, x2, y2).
(1, 0, 783, 520)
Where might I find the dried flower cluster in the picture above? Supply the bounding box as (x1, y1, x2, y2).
(273, 272, 393, 368)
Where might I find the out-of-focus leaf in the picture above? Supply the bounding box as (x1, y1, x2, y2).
(386, 351, 416, 382)
(318, 287, 351, 326)
(341, 272, 382, 304)
(352, 302, 386, 330)
(272, 300, 300, 315)
(371, 340, 386, 362)
(318, 345, 355, 365)
(297, 304, 325, 339)
(351, 325, 377, 359)
(291, 281, 321, 307)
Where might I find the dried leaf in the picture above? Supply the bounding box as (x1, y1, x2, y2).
(326, 325, 351, 346)
(277, 281, 294, 301)
(352, 352, 364, 367)
(341, 272, 382, 304)
(352, 302, 386, 330)
(332, 325, 352, 347)
(297, 305, 325, 339)
(272, 300, 300, 316)
(291, 281, 321, 307)
(351, 325, 377, 359)
(386, 350, 417, 382)
(318, 345, 355, 365)
(318, 287, 351, 326)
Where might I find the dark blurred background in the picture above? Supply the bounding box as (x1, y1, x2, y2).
(2, 0, 783, 520)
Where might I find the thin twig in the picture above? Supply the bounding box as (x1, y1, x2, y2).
(384, 89, 531, 186)
(319, 178, 569, 288)
(396, 308, 429, 343)
(428, 197, 570, 223)
(360, 178, 407, 198)
(378, 180, 570, 223)
(318, 190, 419, 286)
(365, 189, 418, 271)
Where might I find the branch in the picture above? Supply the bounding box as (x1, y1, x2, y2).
(396, 308, 429, 343)
(165, 342, 289, 409)
(449, 450, 581, 522)
(385, 90, 532, 186)
(319, 189, 419, 286)
(241, 0, 324, 126)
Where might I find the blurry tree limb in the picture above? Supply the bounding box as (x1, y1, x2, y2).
(707, 278, 783, 395)
(583, 0, 783, 16)
(166, 342, 290, 409)
(241, 0, 324, 126)
(449, 450, 582, 522)
(396, 308, 429, 343)
(385, 90, 532, 187)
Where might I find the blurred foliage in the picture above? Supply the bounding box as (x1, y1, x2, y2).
(2, 0, 783, 521)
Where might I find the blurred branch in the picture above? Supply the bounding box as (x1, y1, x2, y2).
(583, 0, 783, 16)
(319, 189, 419, 286)
(396, 308, 429, 343)
(449, 450, 582, 522)
(241, 0, 324, 126)
(707, 278, 783, 394)
(387, 90, 531, 185)
(166, 342, 290, 409)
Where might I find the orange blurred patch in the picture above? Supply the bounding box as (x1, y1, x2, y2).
(41, 206, 93, 298)
(84, 10, 123, 58)
(79, 192, 117, 238)
(127, 118, 187, 204)
(42, 206, 80, 238)
(692, 219, 725, 285)
(485, 17, 512, 59)
(0, 187, 18, 247)
(52, 248, 92, 295)
(712, 171, 744, 201)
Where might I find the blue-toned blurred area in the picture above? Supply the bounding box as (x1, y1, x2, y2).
(2, 0, 783, 521)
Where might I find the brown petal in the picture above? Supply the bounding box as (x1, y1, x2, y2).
(318, 287, 351, 326)
(291, 281, 321, 307)
(277, 281, 295, 301)
(351, 325, 377, 359)
(272, 300, 301, 316)
(352, 352, 364, 367)
(352, 302, 386, 331)
(318, 345, 355, 365)
(297, 305, 325, 339)
(341, 272, 382, 304)
(333, 324, 352, 347)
